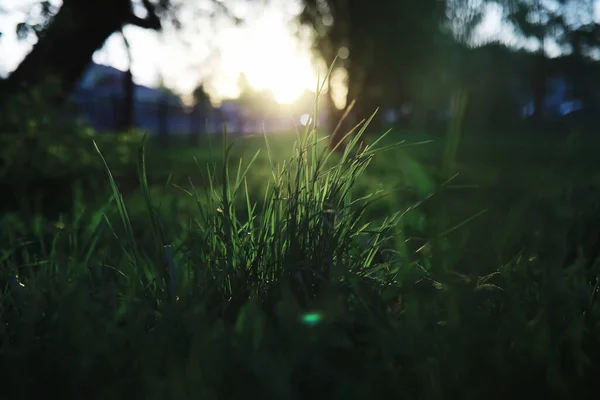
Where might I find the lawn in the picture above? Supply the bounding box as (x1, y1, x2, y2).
(2, 121, 600, 399)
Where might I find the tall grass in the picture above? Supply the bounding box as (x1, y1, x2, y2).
(0, 97, 414, 398)
(1, 92, 600, 399)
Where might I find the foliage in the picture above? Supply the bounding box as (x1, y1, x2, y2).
(192, 83, 212, 109)
(452, 0, 600, 118)
(299, 0, 448, 127)
(14, 1, 60, 40)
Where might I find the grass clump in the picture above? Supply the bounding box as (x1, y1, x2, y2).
(0, 106, 412, 399)
(1, 99, 600, 399)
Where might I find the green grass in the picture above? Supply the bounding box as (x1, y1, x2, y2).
(136, 126, 600, 269)
(2, 106, 600, 399)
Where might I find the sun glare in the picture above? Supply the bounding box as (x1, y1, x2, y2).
(216, 6, 318, 105)
(5, 2, 322, 105)
(245, 59, 313, 104)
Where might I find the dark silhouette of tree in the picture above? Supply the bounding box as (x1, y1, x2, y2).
(498, 0, 574, 120)
(453, 0, 600, 121)
(119, 27, 135, 132)
(192, 84, 211, 115)
(190, 83, 211, 144)
(0, 0, 238, 113)
(235, 72, 278, 131)
(0, 0, 168, 110)
(299, 0, 447, 149)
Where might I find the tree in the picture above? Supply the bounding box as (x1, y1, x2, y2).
(119, 27, 135, 132)
(453, 0, 600, 120)
(0, 0, 241, 113)
(236, 73, 278, 117)
(0, 0, 171, 110)
(190, 83, 211, 143)
(299, 0, 447, 148)
(500, 0, 596, 120)
(193, 84, 211, 110)
(234, 72, 279, 132)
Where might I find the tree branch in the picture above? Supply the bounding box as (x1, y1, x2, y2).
(127, 0, 162, 30)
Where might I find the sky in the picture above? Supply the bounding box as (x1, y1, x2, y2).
(0, 0, 320, 104)
(2, 0, 598, 105)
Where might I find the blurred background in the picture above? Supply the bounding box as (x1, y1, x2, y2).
(3, 0, 600, 138)
(3, 0, 600, 237)
(2, 0, 600, 235)
(3, 4, 600, 398)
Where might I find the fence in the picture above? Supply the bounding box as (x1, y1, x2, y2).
(68, 93, 328, 137)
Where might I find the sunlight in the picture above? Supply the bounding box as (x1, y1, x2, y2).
(216, 6, 318, 104)
(0, 1, 321, 105)
(244, 59, 313, 104)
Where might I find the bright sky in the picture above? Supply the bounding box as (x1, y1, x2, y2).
(3, 0, 599, 104)
(0, 0, 321, 104)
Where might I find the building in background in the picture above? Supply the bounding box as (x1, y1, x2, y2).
(70, 63, 192, 135)
(68, 63, 329, 136)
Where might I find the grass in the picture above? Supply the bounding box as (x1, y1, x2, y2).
(1, 103, 600, 399)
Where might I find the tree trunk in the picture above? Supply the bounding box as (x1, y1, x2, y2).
(323, 70, 340, 135)
(531, 15, 548, 122)
(329, 58, 363, 152)
(0, 0, 161, 112)
(189, 105, 201, 145)
(1, 4, 123, 107)
(157, 95, 170, 146)
(531, 53, 547, 121)
(119, 69, 135, 131)
(120, 29, 135, 132)
(316, 48, 344, 151)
